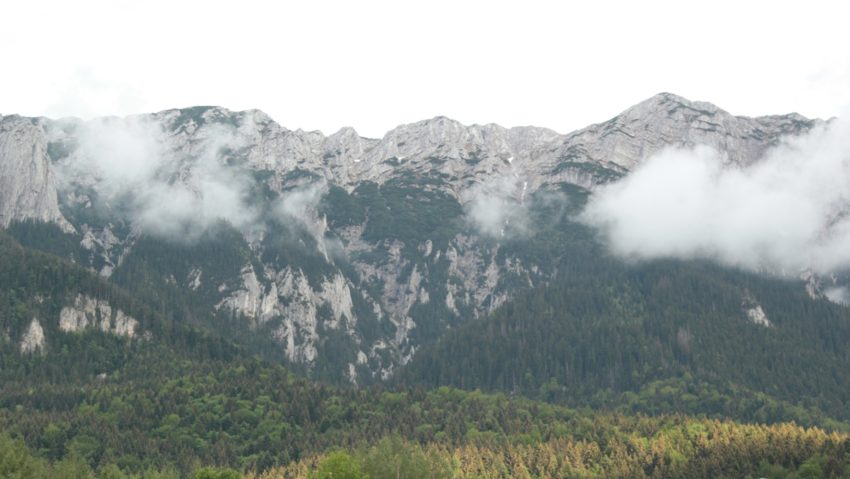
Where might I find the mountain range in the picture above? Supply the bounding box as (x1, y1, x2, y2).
(4, 92, 850, 476)
(0, 92, 837, 384)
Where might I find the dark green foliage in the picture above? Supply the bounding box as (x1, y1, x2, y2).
(6, 220, 850, 477)
(336, 179, 463, 249)
(56, 184, 135, 238)
(401, 257, 850, 426)
(170, 106, 214, 131)
(282, 168, 322, 184)
(5, 220, 88, 263)
(257, 220, 336, 291)
(0, 230, 239, 381)
(552, 159, 624, 182)
(494, 185, 600, 277)
(8, 157, 850, 478)
(0, 234, 611, 473)
(320, 185, 365, 228)
(110, 221, 251, 311)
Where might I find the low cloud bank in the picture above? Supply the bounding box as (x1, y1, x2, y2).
(59, 117, 261, 241)
(581, 118, 850, 275)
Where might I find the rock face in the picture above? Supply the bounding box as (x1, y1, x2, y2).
(745, 304, 772, 328)
(59, 294, 139, 338)
(0, 93, 820, 381)
(558, 93, 816, 171)
(0, 116, 73, 232)
(742, 293, 773, 328)
(19, 318, 46, 354)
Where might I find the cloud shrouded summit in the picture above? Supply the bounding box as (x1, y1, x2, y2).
(56, 116, 265, 240)
(581, 116, 850, 275)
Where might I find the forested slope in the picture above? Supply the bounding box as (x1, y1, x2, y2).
(5, 232, 850, 478)
(401, 258, 850, 428)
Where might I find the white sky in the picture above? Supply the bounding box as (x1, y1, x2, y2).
(1, 0, 848, 138)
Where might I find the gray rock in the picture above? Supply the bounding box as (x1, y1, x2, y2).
(0, 116, 73, 231)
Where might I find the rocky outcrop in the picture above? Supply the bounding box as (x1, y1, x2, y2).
(273, 269, 321, 364)
(0, 116, 73, 231)
(217, 263, 361, 365)
(19, 318, 45, 354)
(321, 273, 355, 329)
(187, 268, 202, 290)
(216, 265, 280, 324)
(742, 296, 772, 328)
(554, 92, 818, 171)
(80, 224, 126, 277)
(745, 305, 772, 328)
(59, 294, 139, 338)
(799, 270, 850, 306)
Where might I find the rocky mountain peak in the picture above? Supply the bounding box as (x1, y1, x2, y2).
(0, 93, 819, 229)
(618, 92, 731, 120)
(323, 126, 379, 173)
(557, 92, 815, 170)
(378, 116, 472, 158)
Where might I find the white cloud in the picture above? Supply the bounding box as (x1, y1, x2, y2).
(275, 181, 336, 259)
(60, 117, 261, 240)
(276, 182, 326, 228)
(465, 174, 530, 238)
(824, 286, 850, 305)
(581, 117, 850, 274)
(72, 116, 164, 191)
(43, 68, 146, 121)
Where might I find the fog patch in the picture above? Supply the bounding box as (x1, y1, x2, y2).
(581, 118, 850, 275)
(465, 174, 530, 238)
(275, 181, 336, 259)
(70, 116, 164, 197)
(324, 236, 347, 261)
(276, 181, 327, 228)
(58, 117, 261, 241)
(824, 286, 850, 305)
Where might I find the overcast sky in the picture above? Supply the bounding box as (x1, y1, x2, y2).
(1, 0, 848, 137)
